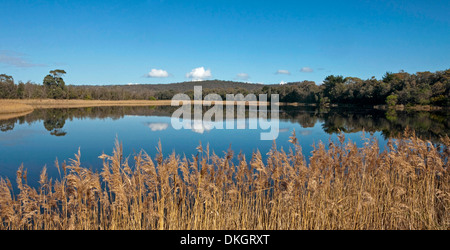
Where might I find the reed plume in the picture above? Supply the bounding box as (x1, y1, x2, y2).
(0, 130, 448, 230)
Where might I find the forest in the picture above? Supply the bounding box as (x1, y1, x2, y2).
(0, 68, 449, 107)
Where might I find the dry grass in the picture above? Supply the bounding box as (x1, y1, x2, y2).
(5, 99, 269, 109)
(0, 99, 269, 120)
(0, 100, 34, 120)
(16, 99, 175, 109)
(0, 101, 34, 114)
(0, 130, 449, 230)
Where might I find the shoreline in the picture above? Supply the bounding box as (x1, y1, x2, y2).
(0, 99, 34, 117)
(0, 99, 270, 120)
(1, 98, 446, 121)
(373, 104, 444, 111)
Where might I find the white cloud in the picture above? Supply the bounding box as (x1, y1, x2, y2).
(192, 121, 214, 134)
(235, 73, 250, 81)
(279, 81, 287, 85)
(147, 123, 169, 131)
(300, 67, 314, 73)
(147, 69, 169, 78)
(276, 69, 291, 75)
(186, 67, 212, 81)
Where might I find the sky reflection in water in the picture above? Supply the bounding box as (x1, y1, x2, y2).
(0, 105, 448, 187)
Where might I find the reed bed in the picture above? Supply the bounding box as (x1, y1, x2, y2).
(0, 130, 449, 230)
(0, 101, 34, 114)
(0, 101, 34, 120)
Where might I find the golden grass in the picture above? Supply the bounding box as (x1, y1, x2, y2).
(0, 130, 448, 230)
(16, 99, 175, 109)
(0, 99, 270, 120)
(5, 99, 269, 109)
(0, 110, 34, 121)
(0, 101, 34, 114)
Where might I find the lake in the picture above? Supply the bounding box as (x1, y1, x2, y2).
(0, 105, 448, 188)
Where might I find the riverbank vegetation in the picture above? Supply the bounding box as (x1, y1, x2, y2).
(0, 99, 268, 120)
(0, 99, 172, 112)
(0, 130, 448, 230)
(1, 105, 448, 142)
(0, 101, 33, 114)
(0, 101, 34, 120)
(1, 68, 449, 107)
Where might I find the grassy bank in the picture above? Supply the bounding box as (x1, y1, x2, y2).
(0, 99, 174, 112)
(0, 101, 34, 120)
(0, 130, 448, 230)
(0, 101, 34, 114)
(0, 99, 270, 120)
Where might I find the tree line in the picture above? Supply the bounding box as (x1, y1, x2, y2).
(1, 68, 449, 107)
(261, 69, 450, 107)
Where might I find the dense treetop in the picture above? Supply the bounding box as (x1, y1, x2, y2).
(1, 69, 449, 107)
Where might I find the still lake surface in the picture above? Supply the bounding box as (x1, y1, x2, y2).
(0, 105, 448, 188)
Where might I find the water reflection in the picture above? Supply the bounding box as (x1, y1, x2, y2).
(280, 106, 449, 142)
(43, 109, 68, 136)
(0, 105, 448, 141)
(147, 122, 170, 131)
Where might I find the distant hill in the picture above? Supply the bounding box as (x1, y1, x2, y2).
(78, 80, 265, 93)
(69, 80, 268, 100)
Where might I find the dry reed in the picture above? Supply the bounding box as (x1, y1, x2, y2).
(0, 129, 449, 230)
(0, 101, 33, 112)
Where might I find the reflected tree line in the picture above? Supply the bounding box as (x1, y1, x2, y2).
(279, 106, 449, 142)
(0, 106, 171, 135)
(0, 106, 448, 142)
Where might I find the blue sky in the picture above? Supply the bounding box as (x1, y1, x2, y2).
(1, 0, 449, 85)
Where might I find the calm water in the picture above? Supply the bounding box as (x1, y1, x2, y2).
(0, 105, 448, 188)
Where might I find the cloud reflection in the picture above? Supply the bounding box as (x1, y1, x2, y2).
(147, 122, 169, 131)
